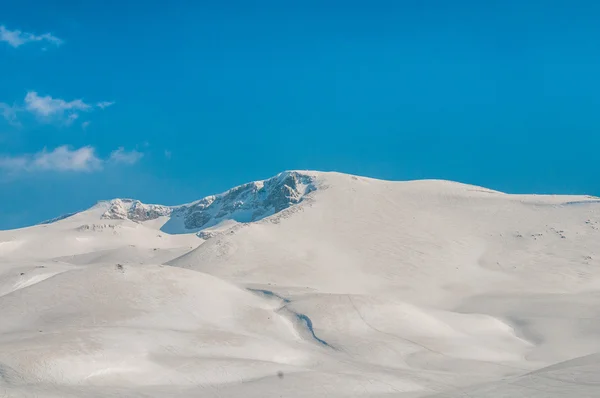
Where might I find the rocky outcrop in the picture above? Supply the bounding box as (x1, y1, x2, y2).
(101, 199, 172, 222)
(94, 171, 317, 232)
(172, 171, 317, 231)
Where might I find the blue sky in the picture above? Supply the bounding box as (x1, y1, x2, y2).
(1, 0, 599, 229)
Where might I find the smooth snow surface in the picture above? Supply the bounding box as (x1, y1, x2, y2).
(1, 171, 600, 397)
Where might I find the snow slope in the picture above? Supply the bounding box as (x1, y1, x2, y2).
(1, 170, 599, 397)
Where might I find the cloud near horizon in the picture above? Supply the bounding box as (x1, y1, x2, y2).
(0, 25, 62, 48)
(0, 91, 114, 126)
(0, 145, 143, 173)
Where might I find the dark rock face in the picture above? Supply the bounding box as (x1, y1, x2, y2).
(184, 211, 212, 230)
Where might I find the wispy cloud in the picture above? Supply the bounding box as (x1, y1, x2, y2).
(2, 91, 113, 126)
(25, 91, 91, 117)
(0, 145, 142, 173)
(109, 147, 143, 165)
(0, 103, 21, 127)
(0, 146, 101, 172)
(65, 113, 79, 126)
(0, 25, 62, 48)
(96, 101, 115, 109)
(81, 121, 91, 130)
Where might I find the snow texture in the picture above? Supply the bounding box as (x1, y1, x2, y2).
(2, 170, 600, 397)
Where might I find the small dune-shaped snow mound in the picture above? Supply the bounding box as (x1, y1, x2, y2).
(0, 264, 312, 387)
(432, 353, 600, 397)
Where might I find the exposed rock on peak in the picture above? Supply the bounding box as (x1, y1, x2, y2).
(87, 171, 319, 233)
(167, 171, 317, 232)
(101, 199, 172, 222)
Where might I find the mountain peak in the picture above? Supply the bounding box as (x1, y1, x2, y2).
(85, 170, 319, 233)
(163, 170, 318, 233)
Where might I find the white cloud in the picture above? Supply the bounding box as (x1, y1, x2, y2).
(0, 145, 143, 173)
(25, 91, 91, 117)
(2, 91, 114, 126)
(81, 121, 91, 130)
(109, 147, 143, 165)
(0, 155, 28, 171)
(0, 146, 101, 172)
(33, 146, 102, 171)
(0, 25, 62, 48)
(97, 101, 115, 109)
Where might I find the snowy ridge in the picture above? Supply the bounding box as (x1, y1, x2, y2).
(166, 170, 317, 233)
(39, 212, 78, 225)
(40, 171, 319, 234)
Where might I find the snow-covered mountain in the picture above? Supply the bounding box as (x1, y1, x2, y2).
(45, 171, 319, 235)
(2, 170, 600, 398)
